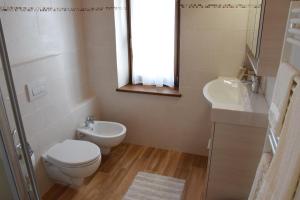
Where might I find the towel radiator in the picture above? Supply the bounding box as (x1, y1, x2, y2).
(267, 76, 299, 155)
(268, 1, 300, 155)
(286, 5, 300, 47)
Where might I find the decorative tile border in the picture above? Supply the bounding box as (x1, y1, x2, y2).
(0, 6, 125, 12)
(0, 3, 257, 12)
(180, 3, 260, 9)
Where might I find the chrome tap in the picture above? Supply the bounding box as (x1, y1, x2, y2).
(241, 75, 260, 93)
(85, 116, 95, 129)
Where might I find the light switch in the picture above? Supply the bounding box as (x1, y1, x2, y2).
(26, 79, 47, 102)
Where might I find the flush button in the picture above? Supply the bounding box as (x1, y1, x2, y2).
(26, 79, 48, 102)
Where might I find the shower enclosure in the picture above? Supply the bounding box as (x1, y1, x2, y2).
(0, 20, 40, 199)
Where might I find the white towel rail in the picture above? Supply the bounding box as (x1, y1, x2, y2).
(268, 76, 299, 155)
(267, 2, 300, 156)
(292, 8, 300, 14)
(285, 4, 300, 49)
(288, 28, 300, 36)
(290, 18, 300, 24)
(287, 37, 300, 47)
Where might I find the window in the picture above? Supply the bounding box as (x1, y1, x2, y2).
(127, 0, 180, 88)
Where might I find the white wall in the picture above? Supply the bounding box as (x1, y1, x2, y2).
(0, 0, 99, 195)
(83, 0, 249, 155)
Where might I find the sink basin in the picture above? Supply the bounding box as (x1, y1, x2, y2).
(203, 77, 268, 127)
(203, 77, 250, 111)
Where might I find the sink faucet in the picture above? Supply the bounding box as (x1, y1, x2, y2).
(85, 116, 95, 129)
(241, 75, 260, 93)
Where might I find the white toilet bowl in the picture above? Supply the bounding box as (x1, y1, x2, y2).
(77, 121, 126, 155)
(43, 140, 101, 187)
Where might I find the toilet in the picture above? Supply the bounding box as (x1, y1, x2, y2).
(43, 139, 101, 187)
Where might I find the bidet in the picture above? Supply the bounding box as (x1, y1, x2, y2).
(77, 121, 127, 155)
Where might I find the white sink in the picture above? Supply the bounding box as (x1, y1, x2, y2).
(203, 77, 249, 111)
(203, 77, 268, 127)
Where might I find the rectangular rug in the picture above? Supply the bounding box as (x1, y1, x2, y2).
(123, 172, 186, 200)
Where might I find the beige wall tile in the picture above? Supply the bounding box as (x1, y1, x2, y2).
(83, 0, 249, 156)
(0, 0, 251, 194)
(1, 1, 98, 194)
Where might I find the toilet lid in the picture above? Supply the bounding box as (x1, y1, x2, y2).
(46, 140, 100, 167)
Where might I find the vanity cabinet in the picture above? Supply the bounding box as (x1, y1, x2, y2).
(246, 0, 290, 76)
(203, 78, 269, 200)
(206, 123, 266, 200)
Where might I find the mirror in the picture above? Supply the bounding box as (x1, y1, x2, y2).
(246, 0, 263, 58)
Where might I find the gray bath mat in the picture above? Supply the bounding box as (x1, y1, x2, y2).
(123, 172, 185, 200)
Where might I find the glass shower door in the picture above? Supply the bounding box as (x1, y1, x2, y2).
(0, 138, 17, 200)
(0, 20, 40, 199)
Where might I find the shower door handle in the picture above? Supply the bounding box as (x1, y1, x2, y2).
(11, 129, 23, 160)
(11, 129, 17, 137)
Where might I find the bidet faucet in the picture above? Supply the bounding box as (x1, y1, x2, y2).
(85, 116, 95, 128)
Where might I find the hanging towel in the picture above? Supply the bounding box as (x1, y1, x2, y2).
(269, 63, 299, 137)
(248, 153, 273, 200)
(256, 81, 300, 200)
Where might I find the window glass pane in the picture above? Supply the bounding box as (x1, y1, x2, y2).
(130, 0, 176, 87)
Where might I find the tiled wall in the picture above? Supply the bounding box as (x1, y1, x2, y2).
(0, 0, 295, 195)
(83, 0, 249, 155)
(0, 0, 251, 194)
(0, 0, 99, 195)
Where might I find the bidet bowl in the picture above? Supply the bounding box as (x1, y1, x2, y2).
(77, 121, 127, 155)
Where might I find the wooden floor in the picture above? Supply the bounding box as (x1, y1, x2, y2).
(43, 143, 208, 200)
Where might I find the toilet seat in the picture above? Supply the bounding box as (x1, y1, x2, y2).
(46, 140, 101, 168)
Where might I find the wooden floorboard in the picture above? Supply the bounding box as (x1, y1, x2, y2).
(42, 143, 208, 200)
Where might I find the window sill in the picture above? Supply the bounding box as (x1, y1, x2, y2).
(116, 84, 182, 97)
